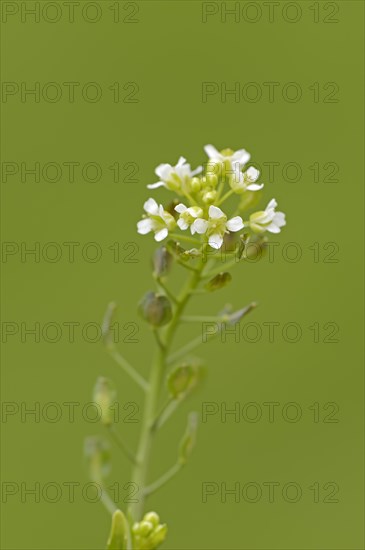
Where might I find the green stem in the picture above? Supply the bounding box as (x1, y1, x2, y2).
(107, 346, 149, 392)
(217, 188, 235, 206)
(128, 258, 205, 521)
(143, 463, 183, 497)
(107, 425, 137, 465)
(169, 233, 201, 246)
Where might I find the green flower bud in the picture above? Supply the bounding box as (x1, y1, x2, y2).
(190, 177, 201, 193)
(106, 509, 129, 550)
(138, 292, 172, 327)
(167, 365, 198, 399)
(132, 513, 167, 550)
(148, 524, 168, 548)
(205, 272, 232, 292)
(202, 190, 217, 204)
(84, 436, 111, 482)
(143, 512, 160, 528)
(178, 412, 198, 465)
(205, 173, 218, 187)
(93, 377, 116, 426)
(153, 246, 173, 278)
(139, 521, 154, 537)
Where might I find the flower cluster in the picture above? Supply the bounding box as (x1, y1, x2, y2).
(137, 144, 286, 249)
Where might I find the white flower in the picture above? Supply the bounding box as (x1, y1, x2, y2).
(248, 199, 286, 234)
(148, 157, 202, 193)
(230, 166, 264, 194)
(192, 205, 244, 249)
(174, 203, 204, 234)
(204, 144, 250, 176)
(137, 198, 176, 242)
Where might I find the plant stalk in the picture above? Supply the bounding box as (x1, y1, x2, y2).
(128, 258, 205, 521)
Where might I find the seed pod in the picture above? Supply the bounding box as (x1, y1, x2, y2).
(153, 246, 172, 278)
(205, 272, 232, 292)
(84, 436, 111, 482)
(167, 364, 203, 400)
(93, 377, 116, 426)
(138, 292, 172, 327)
(178, 412, 198, 465)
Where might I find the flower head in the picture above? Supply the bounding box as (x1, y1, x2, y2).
(248, 199, 286, 234)
(174, 203, 204, 234)
(204, 144, 250, 176)
(193, 205, 244, 249)
(230, 166, 264, 194)
(148, 157, 202, 194)
(137, 198, 176, 242)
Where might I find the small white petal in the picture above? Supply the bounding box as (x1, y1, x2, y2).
(137, 219, 153, 235)
(246, 166, 260, 181)
(176, 156, 187, 167)
(144, 198, 159, 215)
(232, 149, 250, 166)
(209, 205, 225, 219)
(204, 144, 222, 160)
(226, 216, 244, 232)
(147, 181, 165, 189)
(266, 223, 281, 234)
(188, 206, 203, 218)
(175, 203, 187, 214)
(177, 218, 189, 230)
(192, 218, 209, 234)
(246, 183, 264, 191)
(191, 165, 203, 176)
(273, 212, 286, 227)
(155, 163, 171, 180)
(209, 233, 224, 249)
(266, 198, 278, 210)
(154, 228, 168, 241)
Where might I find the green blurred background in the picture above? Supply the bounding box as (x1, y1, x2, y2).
(1, 1, 364, 548)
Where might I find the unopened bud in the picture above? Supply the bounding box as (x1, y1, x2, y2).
(138, 292, 172, 327)
(149, 524, 168, 548)
(139, 521, 154, 537)
(202, 190, 217, 204)
(190, 177, 201, 192)
(205, 173, 218, 187)
(143, 512, 160, 528)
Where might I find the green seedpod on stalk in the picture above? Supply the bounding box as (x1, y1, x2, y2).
(93, 377, 117, 426)
(167, 364, 203, 400)
(243, 235, 268, 261)
(205, 272, 232, 292)
(178, 412, 198, 465)
(84, 436, 111, 482)
(138, 291, 172, 327)
(106, 509, 130, 550)
(153, 246, 173, 278)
